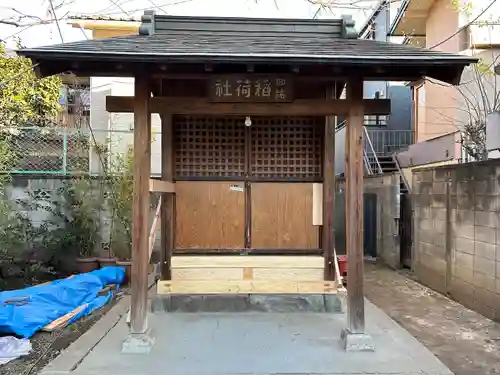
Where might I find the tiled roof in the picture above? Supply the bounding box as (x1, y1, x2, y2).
(19, 30, 476, 64)
(17, 12, 477, 84)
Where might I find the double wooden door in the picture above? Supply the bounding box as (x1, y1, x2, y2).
(172, 115, 322, 251)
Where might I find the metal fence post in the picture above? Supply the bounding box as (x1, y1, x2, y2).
(62, 130, 68, 175)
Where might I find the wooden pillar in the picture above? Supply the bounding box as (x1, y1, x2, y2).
(160, 113, 174, 280)
(345, 78, 365, 333)
(130, 73, 151, 335)
(323, 85, 336, 281)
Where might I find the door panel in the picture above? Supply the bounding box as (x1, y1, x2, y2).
(175, 181, 245, 249)
(251, 183, 319, 249)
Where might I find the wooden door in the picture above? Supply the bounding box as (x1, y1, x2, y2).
(172, 115, 323, 251)
(173, 116, 246, 250)
(249, 117, 322, 250)
(251, 182, 319, 249)
(175, 181, 245, 249)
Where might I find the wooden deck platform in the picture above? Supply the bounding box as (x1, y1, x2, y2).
(156, 256, 335, 294)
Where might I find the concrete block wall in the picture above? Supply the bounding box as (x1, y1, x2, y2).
(5, 176, 161, 258)
(412, 168, 449, 294)
(413, 160, 500, 321)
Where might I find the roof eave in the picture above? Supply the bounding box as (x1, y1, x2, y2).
(18, 49, 478, 64)
(19, 50, 477, 86)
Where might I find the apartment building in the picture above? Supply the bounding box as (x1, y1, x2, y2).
(390, 0, 500, 145)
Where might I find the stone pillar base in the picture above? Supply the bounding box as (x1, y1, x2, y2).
(121, 330, 155, 354)
(340, 328, 375, 352)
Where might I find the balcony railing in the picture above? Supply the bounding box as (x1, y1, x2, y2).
(55, 103, 90, 129)
(364, 129, 414, 156)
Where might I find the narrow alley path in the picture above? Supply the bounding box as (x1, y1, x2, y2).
(365, 262, 500, 375)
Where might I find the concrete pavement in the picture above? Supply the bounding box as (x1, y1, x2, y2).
(39, 297, 453, 375)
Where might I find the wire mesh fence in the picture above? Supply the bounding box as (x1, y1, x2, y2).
(1, 127, 160, 176)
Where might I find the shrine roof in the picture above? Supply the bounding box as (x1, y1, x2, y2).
(18, 12, 476, 84)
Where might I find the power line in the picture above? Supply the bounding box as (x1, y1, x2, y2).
(95, 0, 196, 16)
(146, 0, 168, 14)
(107, 0, 131, 15)
(48, 0, 64, 43)
(429, 0, 497, 50)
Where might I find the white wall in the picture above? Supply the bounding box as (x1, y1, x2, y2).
(90, 77, 162, 176)
(89, 77, 111, 175)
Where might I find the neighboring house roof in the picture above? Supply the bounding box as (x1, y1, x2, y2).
(389, 0, 434, 37)
(17, 12, 476, 85)
(67, 14, 140, 22)
(358, 0, 388, 38)
(68, 14, 140, 31)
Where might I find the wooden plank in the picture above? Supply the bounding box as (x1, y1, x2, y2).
(345, 78, 365, 334)
(148, 196, 162, 261)
(175, 181, 245, 249)
(173, 248, 323, 255)
(42, 304, 88, 332)
(252, 267, 323, 281)
(243, 267, 253, 280)
(160, 113, 174, 281)
(149, 179, 175, 193)
(251, 183, 319, 249)
(171, 255, 324, 269)
(130, 72, 151, 335)
(97, 284, 117, 296)
(157, 280, 337, 295)
(173, 267, 243, 280)
(312, 183, 323, 226)
(323, 85, 336, 281)
(106, 96, 391, 116)
(171, 266, 322, 281)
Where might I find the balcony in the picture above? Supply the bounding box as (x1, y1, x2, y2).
(364, 129, 415, 156)
(55, 103, 90, 129)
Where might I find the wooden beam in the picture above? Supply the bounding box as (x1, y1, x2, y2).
(130, 72, 151, 335)
(345, 78, 365, 334)
(106, 96, 391, 116)
(149, 179, 175, 193)
(160, 113, 174, 281)
(323, 85, 336, 281)
(157, 280, 337, 295)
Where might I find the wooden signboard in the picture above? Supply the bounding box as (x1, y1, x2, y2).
(208, 75, 293, 103)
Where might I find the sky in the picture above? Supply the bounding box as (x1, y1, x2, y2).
(0, 0, 395, 49)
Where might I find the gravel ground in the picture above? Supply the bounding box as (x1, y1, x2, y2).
(365, 262, 500, 375)
(1, 292, 125, 375)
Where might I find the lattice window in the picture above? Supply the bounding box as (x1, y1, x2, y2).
(250, 117, 322, 179)
(174, 115, 245, 178)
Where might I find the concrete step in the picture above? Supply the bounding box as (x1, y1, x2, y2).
(151, 292, 346, 313)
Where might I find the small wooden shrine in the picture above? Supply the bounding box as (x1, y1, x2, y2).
(19, 11, 475, 346)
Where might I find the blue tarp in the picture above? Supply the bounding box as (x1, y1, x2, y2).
(0, 266, 125, 338)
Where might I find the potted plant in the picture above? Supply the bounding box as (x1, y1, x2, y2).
(75, 247, 99, 274)
(97, 244, 117, 268)
(98, 254, 117, 268)
(112, 228, 132, 283)
(63, 178, 101, 274)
